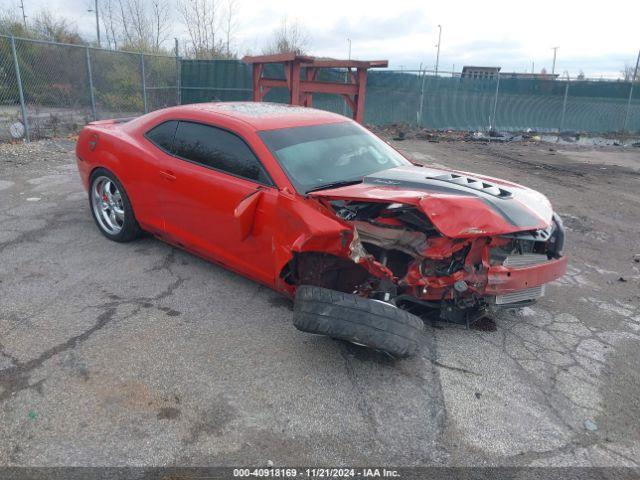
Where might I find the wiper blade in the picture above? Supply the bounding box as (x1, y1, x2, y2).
(305, 179, 363, 194)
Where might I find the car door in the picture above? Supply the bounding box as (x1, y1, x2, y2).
(153, 120, 279, 286)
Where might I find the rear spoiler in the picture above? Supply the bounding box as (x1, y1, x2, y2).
(88, 117, 137, 126)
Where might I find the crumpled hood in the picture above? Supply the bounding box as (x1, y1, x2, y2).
(309, 165, 554, 238)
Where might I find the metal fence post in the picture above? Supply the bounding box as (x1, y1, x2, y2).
(559, 74, 570, 134)
(622, 49, 640, 134)
(490, 73, 500, 132)
(140, 53, 148, 113)
(175, 38, 181, 105)
(417, 69, 426, 127)
(85, 47, 97, 121)
(10, 35, 30, 142)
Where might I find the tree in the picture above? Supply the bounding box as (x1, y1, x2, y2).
(0, 8, 28, 36)
(263, 17, 310, 55)
(32, 10, 84, 44)
(178, 0, 225, 59)
(222, 0, 239, 57)
(99, 0, 171, 52)
(0, 8, 83, 44)
(150, 0, 171, 52)
(621, 63, 639, 83)
(100, 0, 121, 49)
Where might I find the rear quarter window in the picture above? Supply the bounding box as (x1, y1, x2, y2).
(145, 120, 178, 152)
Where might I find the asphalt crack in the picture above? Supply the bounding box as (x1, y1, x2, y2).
(0, 306, 117, 402)
(0, 247, 187, 404)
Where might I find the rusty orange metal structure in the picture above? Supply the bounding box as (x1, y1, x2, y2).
(242, 53, 388, 123)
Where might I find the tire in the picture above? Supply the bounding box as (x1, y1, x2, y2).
(89, 168, 142, 242)
(293, 285, 424, 358)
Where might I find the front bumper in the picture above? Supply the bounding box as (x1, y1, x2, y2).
(485, 255, 568, 295)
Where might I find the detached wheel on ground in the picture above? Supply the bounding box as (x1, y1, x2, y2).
(293, 285, 424, 358)
(89, 168, 142, 242)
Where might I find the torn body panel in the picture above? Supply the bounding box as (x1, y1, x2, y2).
(309, 165, 553, 238)
(280, 165, 567, 318)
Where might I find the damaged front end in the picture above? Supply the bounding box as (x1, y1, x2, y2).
(294, 194, 567, 326)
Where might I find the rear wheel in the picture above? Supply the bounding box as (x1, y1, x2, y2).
(293, 285, 424, 358)
(89, 168, 141, 242)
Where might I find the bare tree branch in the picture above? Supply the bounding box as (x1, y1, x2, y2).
(223, 0, 239, 57)
(263, 17, 310, 55)
(97, 0, 172, 52)
(178, 0, 226, 59)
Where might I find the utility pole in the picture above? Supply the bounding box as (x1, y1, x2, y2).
(94, 0, 100, 47)
(551, 47, 559, 75)
(88, 0, 101, 47)
(435, 24, 442, 76)
(622, 49, 640, 134)
(19, 0, 27, 28)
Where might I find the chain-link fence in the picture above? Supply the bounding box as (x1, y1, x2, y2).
(181, 60, 640, 134)
(1, 44, 638, 142)
(0, 34, 179, 141)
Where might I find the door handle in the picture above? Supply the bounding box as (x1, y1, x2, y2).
(159, 170, 176, 181)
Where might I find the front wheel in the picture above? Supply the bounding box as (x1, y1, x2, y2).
(293, 285, 424, 358)
(89, 168, 142, 242)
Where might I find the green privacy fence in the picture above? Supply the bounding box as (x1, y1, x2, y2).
(181, 59, 640, 134)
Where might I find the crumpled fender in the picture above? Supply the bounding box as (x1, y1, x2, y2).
(272, 192, 354, 290)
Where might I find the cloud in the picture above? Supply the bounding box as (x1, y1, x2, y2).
(14, 0, 640, 78)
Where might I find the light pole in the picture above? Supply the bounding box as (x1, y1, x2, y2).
(19, 0, 27, 28)
(343, 39, 352, 116)
(88, 0, 100, 47)
(551, 46, 559, 75)
(435, 24, 442, 76)
(622, 49, 640, 134)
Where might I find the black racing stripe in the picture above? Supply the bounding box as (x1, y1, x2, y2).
(366, 177, 477, 196)
(478, 197, 543, 227)
(364, 167, 543, 228)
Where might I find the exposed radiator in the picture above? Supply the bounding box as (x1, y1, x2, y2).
(496, 285, 545, 305)
(503, 253, 549, 268)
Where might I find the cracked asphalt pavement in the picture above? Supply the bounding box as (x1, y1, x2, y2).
(0, 137, 639, 466)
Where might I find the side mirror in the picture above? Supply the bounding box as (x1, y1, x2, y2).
(234, 189, 263, 241)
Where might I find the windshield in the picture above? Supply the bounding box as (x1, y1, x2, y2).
(259, 122, 410, 193)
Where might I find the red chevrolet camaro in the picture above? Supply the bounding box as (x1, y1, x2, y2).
(76, 102, 567, 357)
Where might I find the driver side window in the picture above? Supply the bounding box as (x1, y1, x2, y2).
(146, 120, 272, 186)
(172, 121, 272, 185)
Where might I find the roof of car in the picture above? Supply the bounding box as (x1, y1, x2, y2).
(163, 102, 349, 131)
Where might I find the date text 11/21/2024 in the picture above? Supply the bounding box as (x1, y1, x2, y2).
(233, 468, 401, 477)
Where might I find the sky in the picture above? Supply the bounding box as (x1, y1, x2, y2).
(7, 0, 640, 78)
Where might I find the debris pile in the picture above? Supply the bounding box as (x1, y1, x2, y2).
(370, 123, 640, 147)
